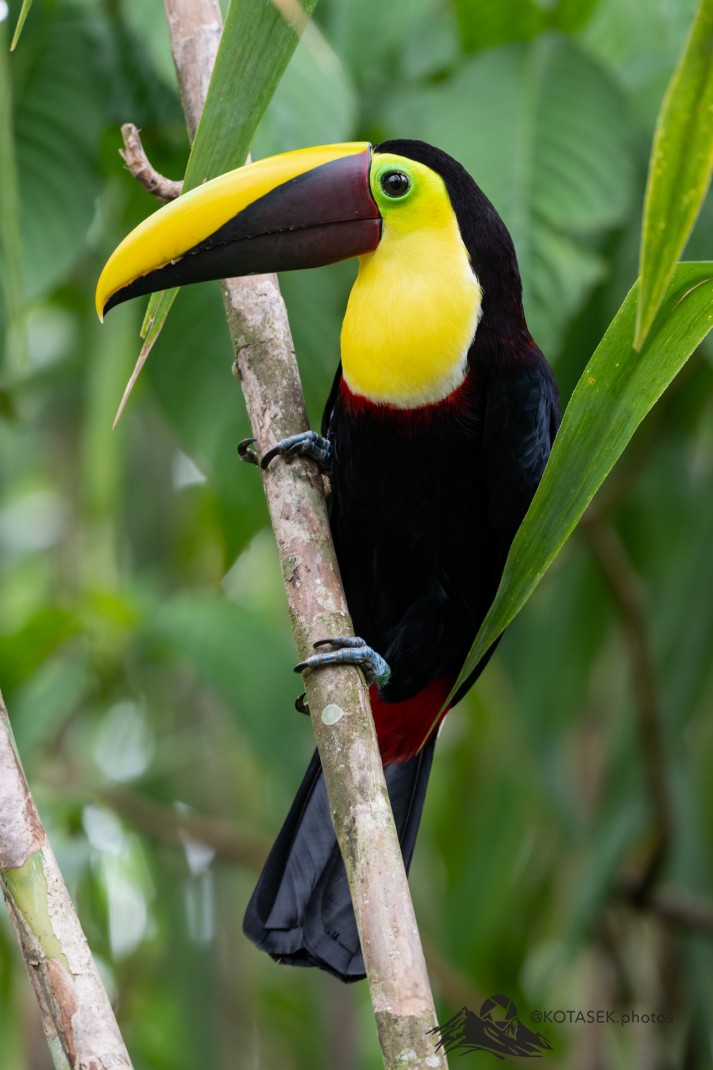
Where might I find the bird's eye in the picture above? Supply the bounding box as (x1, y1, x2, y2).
(380, 170, 411, 198)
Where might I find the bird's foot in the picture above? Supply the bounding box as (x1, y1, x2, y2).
(261, 430, 332, 472)
(295, 636, 391, 688)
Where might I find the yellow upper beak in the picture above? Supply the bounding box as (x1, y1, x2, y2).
(96, 142, 379, 320)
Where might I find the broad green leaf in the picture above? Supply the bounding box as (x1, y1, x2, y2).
(142, 0, 318, 357)
(12, 11, 103, 300)
(120, 0, 178, 90)
(580, 0, 698, 125)
(143, 283, 269, 563)
(399, 7, 461, 81)
(105, 7, 184, 132)
(148, 592, 299, 767)
(381, 35, 635, 354)
(454, 0, 600, 52)
(635, 0, 713, 349)
(451, 262, 713, 699)
(251, 23, 356, 158)
(9, 0, 33, 51)
(0, 606, 77, 694)
(454, 0, 547, 51)
(324, 0, 435, 81)
(553, 0, 601, 35)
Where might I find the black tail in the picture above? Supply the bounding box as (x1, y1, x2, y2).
(243, 739, 436, 982)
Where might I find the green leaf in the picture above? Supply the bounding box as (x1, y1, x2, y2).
(381, 35, 636, 354)
(12, 11, 103, 300)
(141, 0, 318, 356)
(453, 0, 600, 52)
(187, 0, 319, 185)
(119, 0, 179, 90)
(635, 0, 713, 349)
(0, 17, 23, 371)
(251, 23, 357, 158)
(143, 283, 269, 562)
(450, 262, 713, 699)
(140, 286, 178, 346)
(553, 0, 600, 35)
(580, 0, 698, 126)
(324, 0, 435, 80)
(9, 0, 33, 51)
(454, 0, 547, 51)
(0, 606, 77, 694)
(148, 591, 298, 765)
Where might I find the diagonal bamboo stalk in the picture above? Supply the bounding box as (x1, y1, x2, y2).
(155, 1, 447, 1064)
(0, 693, 134, 1069)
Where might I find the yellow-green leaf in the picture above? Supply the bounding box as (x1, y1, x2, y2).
(0, 17, 23, 370)
(9, 0, 33, 50)
(635, 0, 713, 349)
(451, 262, 713, 700)
(141, 0, 317, 343)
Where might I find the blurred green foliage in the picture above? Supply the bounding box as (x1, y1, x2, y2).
(1, 1, 712, 1069)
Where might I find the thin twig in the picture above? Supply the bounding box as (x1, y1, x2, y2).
(617, 881, 713, 936)
(582, 516, 672, 897)
(0, 693, 134, 1069)
(99, 785, 269, 867)
(120, 123, 182, 202)
(144, 2, 447, 1065)
(43, 771, 271, 870)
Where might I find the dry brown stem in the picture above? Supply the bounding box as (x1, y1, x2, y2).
(120, 123, 182, 202)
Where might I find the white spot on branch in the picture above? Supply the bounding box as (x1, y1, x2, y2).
(321, 704, 344, 726)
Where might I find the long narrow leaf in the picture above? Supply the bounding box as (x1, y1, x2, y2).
(141, 0, 317, 352)
(635, 0, 713, 349)
(450, 262, 713, 700)
(0, 17, 24, 371)
(9, 0, 33, 50)
(186, 0, 317, 186)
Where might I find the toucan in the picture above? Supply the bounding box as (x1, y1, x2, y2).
(97, 139, 559, 982)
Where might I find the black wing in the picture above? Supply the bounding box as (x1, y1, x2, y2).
(484, 351, 560, 549)
(320, 361, 343, 438)
(450, 350, 559, 705)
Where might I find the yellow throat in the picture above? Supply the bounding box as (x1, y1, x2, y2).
(340, 153, 483, 409)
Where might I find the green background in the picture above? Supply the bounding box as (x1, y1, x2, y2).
(1, 0, 712, 1067)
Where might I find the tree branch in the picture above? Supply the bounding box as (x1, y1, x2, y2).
(616, 880, 713, 936)
(155, 1, 447, 1065)
(119, 123, 182, 202)
(0, 693, 134, 1070)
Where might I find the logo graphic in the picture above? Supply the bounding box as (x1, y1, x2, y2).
(429, 995, 553, 1060)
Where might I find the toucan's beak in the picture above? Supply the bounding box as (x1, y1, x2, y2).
(96, 142, 379, 320)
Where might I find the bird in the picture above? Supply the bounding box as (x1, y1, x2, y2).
(97, 138, 560, 982)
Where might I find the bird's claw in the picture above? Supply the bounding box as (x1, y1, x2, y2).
(261, 430, 332, 472)
(237, 437, 259, 466)
(294, 636, 391, 688)
(295, 692, 310, 716)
